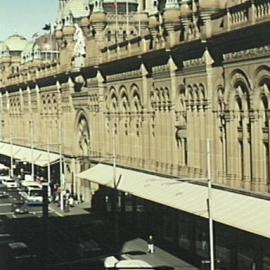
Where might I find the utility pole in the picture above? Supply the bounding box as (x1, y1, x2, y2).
(58, 88, 65, 211)
(207, 139, 215, 270)
(30, 120, 35, 180)
(112, 123, 119, 246)
(42, 183, 49, 270)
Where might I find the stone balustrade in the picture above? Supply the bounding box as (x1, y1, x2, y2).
(2, 1, 270, 89)
(255, 0, 270, 20)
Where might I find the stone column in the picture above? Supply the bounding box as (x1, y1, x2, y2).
(168, 56, 178, 175)
(163, 8, 180, 47)
(250, 113, 260, 191)
(225, 113, 236, 187)
(140, 63, 150, 169)
(200, 12, 212, 39)
(242, 115, 251, 189)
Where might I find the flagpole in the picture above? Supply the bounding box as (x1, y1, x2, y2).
(115, 0, 118, 43)
(126, 1, 129, 37)
(207, 139, 215, 270)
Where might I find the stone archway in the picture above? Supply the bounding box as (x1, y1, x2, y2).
(76, 112, 90, 157)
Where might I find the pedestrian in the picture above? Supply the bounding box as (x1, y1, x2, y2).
(147, 235, 154, 254)
(79, 193, 83, 203)
(74, 193, 78, 204)
(68, 194, 74, 207)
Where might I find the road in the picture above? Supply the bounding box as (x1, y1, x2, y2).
(0, 182, 110, 270)
(0, 185, 49, 219)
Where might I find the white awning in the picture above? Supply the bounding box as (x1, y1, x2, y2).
(78, 163, 270, 239)
(0, 142, 60, 167)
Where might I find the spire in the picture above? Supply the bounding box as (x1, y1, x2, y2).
(58, 0, 66, 16)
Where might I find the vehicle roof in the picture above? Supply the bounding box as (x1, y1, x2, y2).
(105, 258, 153, 269)
(3, 178, 15, 181)
(8, 242, 28, 249)
(21, 181, 42, 187)
(27, 186, 42, 190)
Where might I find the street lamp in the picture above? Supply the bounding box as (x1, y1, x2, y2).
(207, 139, 215, 270)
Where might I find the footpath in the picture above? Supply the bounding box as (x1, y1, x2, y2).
(49, 203, 199, 270)
(120, 238, 199, 270)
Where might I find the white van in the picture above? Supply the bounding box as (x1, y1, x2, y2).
(104, 257, 154, 270)
(20, 186, 43, 203)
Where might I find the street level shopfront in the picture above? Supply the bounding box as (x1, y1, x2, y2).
(78, 164, 270, 270)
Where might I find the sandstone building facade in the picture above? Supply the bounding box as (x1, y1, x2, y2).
(1, 0, 270, 198)
(2, 0, 270, 268)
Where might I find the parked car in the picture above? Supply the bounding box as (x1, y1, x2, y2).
(77, 239, 102, 257)
(12, 201, 29, 215)
(2, 178, 18, 188)
(0, 233, 14, 247)
(0, 191, 9, 199)
(104, 258, 154, 270)
(5, 242, 37, 270)
(0, 219, 6, 234)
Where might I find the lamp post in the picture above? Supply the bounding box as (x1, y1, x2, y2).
(112, 122, 119, 246)
(207, 139, 215, 270)
(57, 86, 65, 211)
(10, 137, 14, 178)
(30, 120, 35, 180)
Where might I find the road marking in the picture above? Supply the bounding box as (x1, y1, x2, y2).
(0, 210, 52, 217)
(0, 212, 13, 215)
(49, 207, 64, 217)
(0, 203, 11, 206)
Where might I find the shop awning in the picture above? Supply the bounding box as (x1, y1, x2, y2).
(0, 142, 60, 167)
(78, 163, 270, 239)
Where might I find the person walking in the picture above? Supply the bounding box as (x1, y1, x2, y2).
(147, 235, 155, 254)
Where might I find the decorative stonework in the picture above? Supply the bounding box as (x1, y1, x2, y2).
(106, 69, 142, 82)
(224, 45, 270, 63)
(72, 24, 86, 68)
(152, 64, 170, 74)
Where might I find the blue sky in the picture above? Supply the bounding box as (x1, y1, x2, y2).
(0, 0, 58, 41)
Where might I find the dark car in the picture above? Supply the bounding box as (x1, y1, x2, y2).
(12, 201, 29, 215)
(0, 191, 9, 199)
(77, 239, 102, 257)
(5, 242, 37, 270)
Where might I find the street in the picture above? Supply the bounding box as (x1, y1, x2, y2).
(0, 182, 111, 270)
(0, 183, 199, 270)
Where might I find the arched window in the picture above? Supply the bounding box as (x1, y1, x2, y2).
(77, 115, 90, 156)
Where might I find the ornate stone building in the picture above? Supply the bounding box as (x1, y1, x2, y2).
(1, 0, 270, 195)
(2, 0, 270, 268)
(0, 0, 268, 190)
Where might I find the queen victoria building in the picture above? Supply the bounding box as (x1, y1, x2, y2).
(1, 0, 270, 269)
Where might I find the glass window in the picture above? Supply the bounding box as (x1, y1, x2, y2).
(195, 220, 208, 258)
(124, 193, 133, 212)
(216, 227, 233, 270)
(178, 213, 192, 251)
(263, 241, 270, 270)
(163, 209, 175, 242)
(237, 232, 256, 270)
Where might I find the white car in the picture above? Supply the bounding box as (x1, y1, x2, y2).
(20, 187, 43, 203)
(2, 178, 18, 188)
(104, 258, 154, 270)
